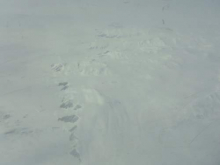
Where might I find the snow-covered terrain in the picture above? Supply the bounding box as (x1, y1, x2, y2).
(0, 0, 220, 164)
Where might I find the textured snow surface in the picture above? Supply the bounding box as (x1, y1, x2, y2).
(0, 0, 220, 165)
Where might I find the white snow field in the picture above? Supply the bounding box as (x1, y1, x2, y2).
(0, 0, 220, 164)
